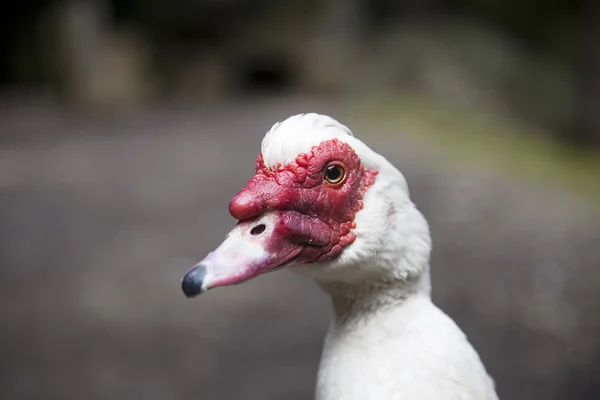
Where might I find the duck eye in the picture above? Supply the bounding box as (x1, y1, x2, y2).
(324, 164, 345, 184)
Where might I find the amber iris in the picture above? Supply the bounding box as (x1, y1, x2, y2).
(324, 164, 345, 184)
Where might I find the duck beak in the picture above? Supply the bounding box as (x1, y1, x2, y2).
(181, 212, 303, 297)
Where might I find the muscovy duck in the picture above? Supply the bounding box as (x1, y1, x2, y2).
(181, 113, 499, 400)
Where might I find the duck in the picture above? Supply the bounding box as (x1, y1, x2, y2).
(181, 113, 499, 400)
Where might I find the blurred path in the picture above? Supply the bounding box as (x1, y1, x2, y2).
(0, 96, 598, 400)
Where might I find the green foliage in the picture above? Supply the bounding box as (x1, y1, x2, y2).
(359, 94, 600, 204)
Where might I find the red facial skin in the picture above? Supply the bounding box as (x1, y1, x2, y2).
(229, 139, 378, 264)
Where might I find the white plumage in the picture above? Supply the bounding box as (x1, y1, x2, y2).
(263, 114, 499, 400)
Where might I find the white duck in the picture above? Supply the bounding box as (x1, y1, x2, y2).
(182, 113, 499, 400)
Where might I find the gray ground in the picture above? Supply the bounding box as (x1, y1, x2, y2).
(0, 96, 599, 400)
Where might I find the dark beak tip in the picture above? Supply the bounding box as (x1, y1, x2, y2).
(181, 264, 207, 298)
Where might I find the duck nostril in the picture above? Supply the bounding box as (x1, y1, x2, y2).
(250, 224, 266, 236)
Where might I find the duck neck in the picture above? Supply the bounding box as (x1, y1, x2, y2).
(318, 273, 430, 324)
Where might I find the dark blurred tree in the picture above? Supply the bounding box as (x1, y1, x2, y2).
(0, 0, 597, 150)
(576, 0, 600, 147)
(0, 0, 54, 84)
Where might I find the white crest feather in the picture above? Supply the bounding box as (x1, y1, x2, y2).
(261, 113, 353, 169)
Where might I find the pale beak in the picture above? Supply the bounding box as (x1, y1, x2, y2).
(181, 211, 303, 297)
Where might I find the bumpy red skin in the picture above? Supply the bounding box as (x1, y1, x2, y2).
(229, 139, 378, 264)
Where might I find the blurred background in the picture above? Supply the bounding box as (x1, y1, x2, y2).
(0, 0, 599, 399)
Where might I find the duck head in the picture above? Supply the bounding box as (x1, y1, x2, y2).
(182, 114, 431, 297)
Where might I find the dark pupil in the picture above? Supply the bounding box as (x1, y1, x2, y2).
(326, 165, 341, 181)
